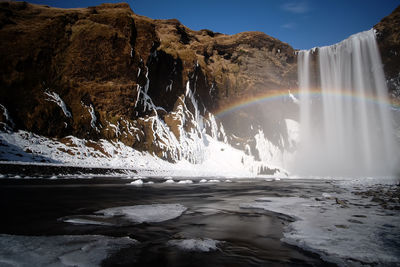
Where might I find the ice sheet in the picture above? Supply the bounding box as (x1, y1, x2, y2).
(240, 184, 400, 266)
(167, 238, 221, 252)
(96, 204, 187, 224)
(0, 234, 137, 267)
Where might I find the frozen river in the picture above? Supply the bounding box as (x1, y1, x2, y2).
(0, 171, 399, 266)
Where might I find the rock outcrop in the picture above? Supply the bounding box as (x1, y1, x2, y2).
(374, 5, 400, 97)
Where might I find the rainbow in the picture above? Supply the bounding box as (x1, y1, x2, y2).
(215, 89, 400, 117)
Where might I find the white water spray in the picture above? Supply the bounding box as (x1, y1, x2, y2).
(295, 29, 399, 176)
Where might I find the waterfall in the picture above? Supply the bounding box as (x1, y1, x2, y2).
(295, 29, 399, 176)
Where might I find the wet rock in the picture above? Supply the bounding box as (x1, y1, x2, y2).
(383, 224, 395, 228)
(335, 198, 348, 208)
(347, 219, 363, 224)
(354, 185, 400, 211)
(352, 215, 367, 218)
(374, 5, 400, 96)
(371, 197, 384, 203)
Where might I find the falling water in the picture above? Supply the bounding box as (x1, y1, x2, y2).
(295, 29, 399, 176)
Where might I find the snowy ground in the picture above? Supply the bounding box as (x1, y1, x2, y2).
(0, 130, 287, 178)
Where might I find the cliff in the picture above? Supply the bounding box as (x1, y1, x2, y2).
(0, 1, 297, 163)
(374, 5, 400, 97)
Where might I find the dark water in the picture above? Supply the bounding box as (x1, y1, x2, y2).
(0, 176, 336, 266)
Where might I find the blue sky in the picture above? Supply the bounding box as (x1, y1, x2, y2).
(28, 0, 399, 49)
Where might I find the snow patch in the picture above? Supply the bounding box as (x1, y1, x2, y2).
(0, 104, 15, 128)
(44, 90, 72, 118)
(81, 102, 100, 132)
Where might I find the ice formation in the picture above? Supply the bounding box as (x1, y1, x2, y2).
(0, 234, 137, 267)
(240, 185, 400, 266)
(167, 238, 221, 252)
(96, 204, 187, 224)
(44, 90, 72, 118)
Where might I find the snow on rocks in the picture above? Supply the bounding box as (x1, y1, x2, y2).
(0, 234, 137, 267)
(81, 102, 100, 132)
(0, 129, 280, 178)
(0, 112, 289, 178)
(44, 90, 72, 118)
(96, 204, 187, 224)
(87, 105, 99, 131)
(0, 104, 15, 128)
(167, 238, 221, 252)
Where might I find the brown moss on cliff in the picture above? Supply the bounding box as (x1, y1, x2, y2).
(375, 5, 400, 94)
(0, 1, 298, 161)
(0, 2, 140, 139)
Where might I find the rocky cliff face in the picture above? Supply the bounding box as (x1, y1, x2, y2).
(374, 5, 400, 98)
(0, 1, 398, 165)
(0, 1, 297, 163)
